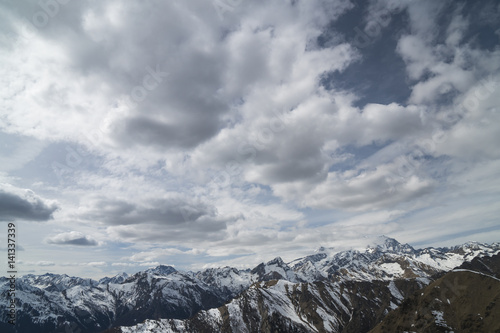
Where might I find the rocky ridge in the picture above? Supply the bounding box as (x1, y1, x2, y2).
(1, 237, 498, 333)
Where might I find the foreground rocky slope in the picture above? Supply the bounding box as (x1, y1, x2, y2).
(369, 254, 500, 333)
(1, 237, 499, 333)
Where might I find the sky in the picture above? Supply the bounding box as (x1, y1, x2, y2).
(0, 0, 499, 279)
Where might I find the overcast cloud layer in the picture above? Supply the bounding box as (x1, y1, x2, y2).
(0, 0, 499, 278)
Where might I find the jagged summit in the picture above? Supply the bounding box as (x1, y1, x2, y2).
(367, 235, 415, 254)
(266, 256, 286, 266)
(2, 238, 499, 333)
(99, 272, 129, 285)
(452, 240, 489, 251)
(312, 236, 412, 257)
(22, 272, 98, 292)
(145, 265, 177, 276)
(251, 256, 296, 282)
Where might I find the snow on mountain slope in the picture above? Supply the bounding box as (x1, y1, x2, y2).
(250, 256, 301, 282)
(113, 277, 428, 333)
(107, 238, 500, 333)
(0, 276, 117, 333)
(289, 237, 500, 282)
(193, 266, 255, 296)
(144, 265, 177, 276)
(1, 238, 499, 333)
(118, 308, 224, 333)
(0, 266, 253, 333)
(99, 272, 130, 285)
(23, 273, 98, 292)
(370, 254, 500, 333)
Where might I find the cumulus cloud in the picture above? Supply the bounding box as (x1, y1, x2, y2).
(1, 0, 353, 153)
(45, 231, 99, 246)
(1, 0, 500, 276)
(0, 183, 59, 221)
(301, 166, 435, 211)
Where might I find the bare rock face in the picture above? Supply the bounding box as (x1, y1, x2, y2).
(369, 254, 500, 333)
(1, 238, 499, 333)
(109, 279, 425, 333)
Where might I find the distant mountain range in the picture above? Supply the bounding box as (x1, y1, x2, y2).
(1, 237, 499, 333)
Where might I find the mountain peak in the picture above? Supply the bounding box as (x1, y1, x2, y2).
(4, 238, 500, 333)
(146, 265, 177, 276)
(459, 240, 481, 248)
(267, 257, 286, 266)
(99, 272, 130, 285)
(449, 241, 500, 255)
(315, 246, 335, 253)
(367, 236, 415, 254)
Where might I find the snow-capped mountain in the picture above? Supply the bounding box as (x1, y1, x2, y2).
(251, 256, 298, 282)
(113, 278, 427, 333)
(109, 238, 500, 333)
(0, 265, 255, 333)
(370, 253, 500, 333)
(144, 265, 177, 276)
(193, 266, 255, 297)
(271, 237, 499, 283)
(1, 237, 499, 333)
(23, 273, 98, 292)
(99, 272, 130, 285)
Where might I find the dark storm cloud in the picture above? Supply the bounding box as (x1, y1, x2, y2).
(0, 185, 58, 221)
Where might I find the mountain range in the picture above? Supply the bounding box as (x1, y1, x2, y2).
(1, 236, 499, 333)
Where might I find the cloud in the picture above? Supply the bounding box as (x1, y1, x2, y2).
(19, 260, 56, 267)
(36, 261, 55, 267)
(45, 231, 99, 246)
(1, 0, 500, 277)
(190, 98, 431, 210)
(86, 261, 107, 267)
(138, 262, 161, 267)
(110, 262, 160, 267)
(129, 248, 204, 263)
(106, 217, 230, 245)
(2, 0, 227, 149)
(300, 165, 435, 211)
(75, 194, 241, 245)
(78, 195, 225, 226)
(111, 263, 135, 267)
(433, 75, 500, 160)
(0, 183, 59, 221)
(0, 0, 357, 154)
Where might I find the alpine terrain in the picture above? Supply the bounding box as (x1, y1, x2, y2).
(1, 237, 499, 333)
